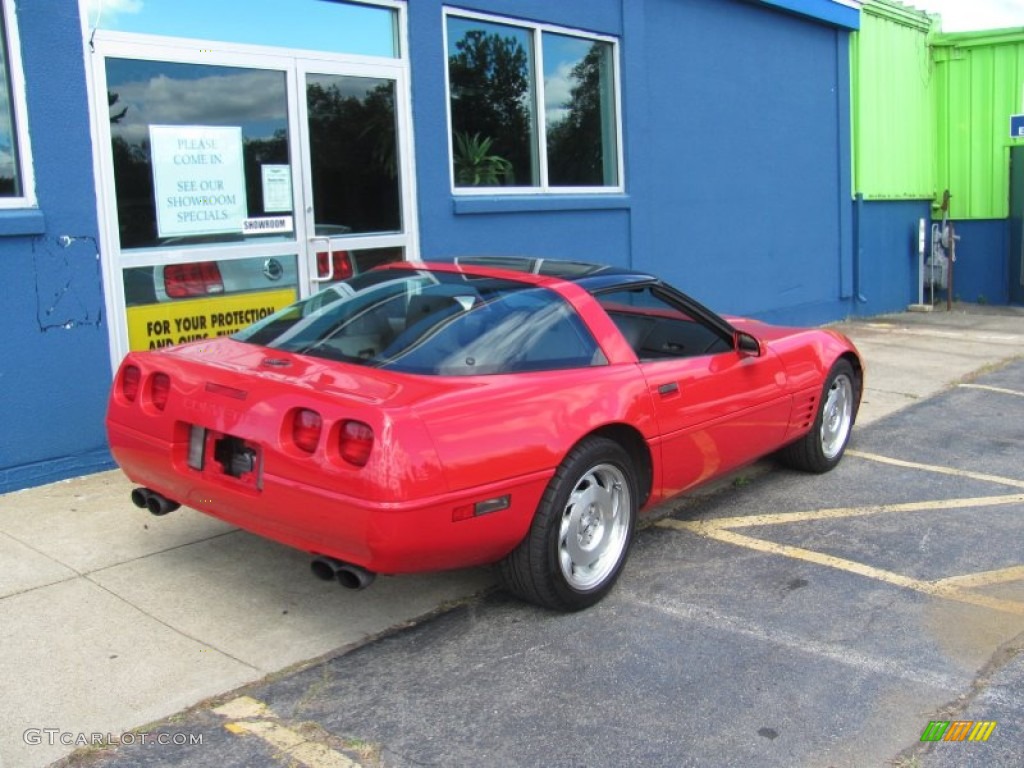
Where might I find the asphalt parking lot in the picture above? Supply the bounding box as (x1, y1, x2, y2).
(54, 356, 1024, 768)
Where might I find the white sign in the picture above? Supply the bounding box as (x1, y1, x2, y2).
(150, 125, 247, 237)
(261, 165, 293, 212)
(243, 216, 294, 234)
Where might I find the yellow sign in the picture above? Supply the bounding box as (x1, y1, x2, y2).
(126, 288, 296, 351)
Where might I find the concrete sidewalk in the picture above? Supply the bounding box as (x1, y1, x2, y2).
(2, 303, 1022, 768)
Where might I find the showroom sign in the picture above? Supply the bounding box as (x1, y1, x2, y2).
(150, 125, 247, 238)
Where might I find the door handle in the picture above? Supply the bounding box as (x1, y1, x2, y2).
(309, 236, 332, 282)
(657, 382, 679, 396)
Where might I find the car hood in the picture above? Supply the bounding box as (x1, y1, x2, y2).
(728, 316, 856, 347)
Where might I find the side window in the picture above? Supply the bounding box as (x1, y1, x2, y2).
(597, 287, 731, 360)
(0, 0, 34, 206)
(445, 11, 621, 192)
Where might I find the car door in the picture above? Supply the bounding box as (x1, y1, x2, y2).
(596, 285, 791, 496)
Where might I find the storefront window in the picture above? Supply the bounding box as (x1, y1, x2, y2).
(543, 33, 618, 188)
(106, 59, 293, 250)
(306, 75, 402, 235)
(447, 17, 537, 187)
(446, 12, 621, 192)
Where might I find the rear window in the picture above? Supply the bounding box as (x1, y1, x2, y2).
(233, 268, 605, 375)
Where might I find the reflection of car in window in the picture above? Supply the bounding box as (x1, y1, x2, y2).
(122, 255, 300, 307)
(121, 247, 404, 308)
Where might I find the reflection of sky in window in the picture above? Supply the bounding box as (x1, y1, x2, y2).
(85, 0, 397, 58)
(543, 34, 594, 126)
(106, 60, 288, 144)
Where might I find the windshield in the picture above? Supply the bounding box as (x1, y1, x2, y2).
(233, 268, 604, 375)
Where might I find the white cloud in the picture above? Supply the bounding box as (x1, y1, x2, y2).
(84, 0, 143, 26)
(904, 0, 1024, 32)
(544, 61, 575, 126)
(110, 71, 286, 143)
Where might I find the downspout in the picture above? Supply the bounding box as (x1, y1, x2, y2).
(853, 193, 868, 305)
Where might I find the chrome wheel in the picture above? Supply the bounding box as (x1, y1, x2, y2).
(558, 462, 631, 590)
(820, 373, 854, 460)
(778, 359, 858, 474)
(498, 436, 637, 610)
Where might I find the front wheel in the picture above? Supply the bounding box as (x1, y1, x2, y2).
(498, 437, 637, 611)
(779, 359, 858, 473)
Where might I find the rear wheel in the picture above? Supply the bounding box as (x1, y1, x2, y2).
(780, 359, 857, 473)
(498, 437, 636, 611)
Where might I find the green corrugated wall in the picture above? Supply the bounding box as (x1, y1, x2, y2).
(933, 30, 1024, 220)
(852, 0, 937, 201)
(853, 1, 1024, 220)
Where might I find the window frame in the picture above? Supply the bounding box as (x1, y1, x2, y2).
(0, 0, 35, 208)
(442, 7, 624, 197)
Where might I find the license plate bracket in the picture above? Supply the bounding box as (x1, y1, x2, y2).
(213, 435, 259, 478)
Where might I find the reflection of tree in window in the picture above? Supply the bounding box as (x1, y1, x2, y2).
(546, 42, 617, 187)
(448, 28, 535, 187)
(109, 92, 156, 248)
(306, 78, 401, 233)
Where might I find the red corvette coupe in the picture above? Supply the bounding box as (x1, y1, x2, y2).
(107, 259, 862, 610)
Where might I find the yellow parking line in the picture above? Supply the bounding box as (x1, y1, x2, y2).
(847, 450, 1024, 489)
(659, 520, 1024, 616)
(934, 565, 1024, 589)
(214, 696, 360, 768)
(676, 494, 1024, 531)
(959, 383, 1024, 398)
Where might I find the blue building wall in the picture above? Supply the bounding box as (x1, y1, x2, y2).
(1, 0, 860, 492)
(854, 199, 932, 315)
(0, 1, 113, 492)
(413, 0, 857, 327)
(852, 206, 1011, 310)
(635, 0, 855, 326)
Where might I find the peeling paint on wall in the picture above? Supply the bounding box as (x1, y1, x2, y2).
(33, 236, 104, 332)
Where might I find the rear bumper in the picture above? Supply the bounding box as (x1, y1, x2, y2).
(109, 422, 549, 574)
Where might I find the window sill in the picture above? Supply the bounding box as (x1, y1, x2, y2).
(0, 208, 46, 236)
(452, 194, 631, 216)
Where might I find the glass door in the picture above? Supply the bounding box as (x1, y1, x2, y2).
(298, 61, 413, 294)
(99, 53, 307, 352)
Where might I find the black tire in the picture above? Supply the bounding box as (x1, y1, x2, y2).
(779, 359, 858, 473)
(498, 437, 637, 611)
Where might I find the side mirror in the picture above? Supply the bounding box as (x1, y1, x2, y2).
(735, 331, 762, 358)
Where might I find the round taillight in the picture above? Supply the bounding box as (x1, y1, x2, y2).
(292, 409, 322, 453)
(339, 420, 374, 467)
(151, 373, 171, 411)
(122, 365, 141, 402)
